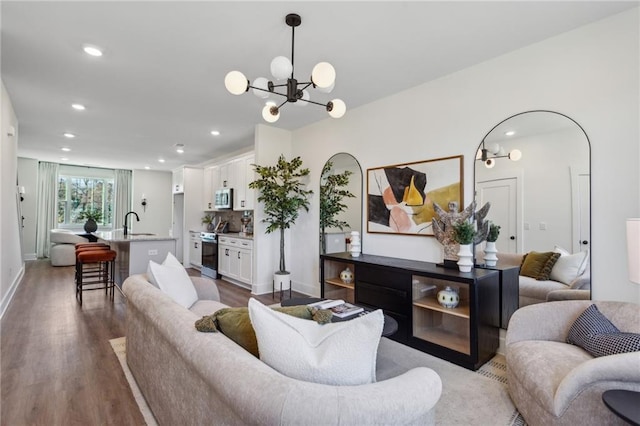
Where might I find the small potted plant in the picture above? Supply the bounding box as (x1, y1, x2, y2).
(202, 214, 214, 232)
(484, 222, 501, 267)
(78, 208, 103, 233)
(452, 221, 476, 272)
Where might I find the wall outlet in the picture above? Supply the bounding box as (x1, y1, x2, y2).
(539, 222, 547, 230)
(524, 222, 530, 230)
(148, 249, 158, 255)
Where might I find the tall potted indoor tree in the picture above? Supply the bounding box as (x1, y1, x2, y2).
(249, 155, 313, 292)
(319, 161, 354, 254)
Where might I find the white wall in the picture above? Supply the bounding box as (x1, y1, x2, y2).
(17, 157, 38, 260)
(274, 9, 639, 302)
(1, 81, 25, 318)
(131, 169, 173, 235)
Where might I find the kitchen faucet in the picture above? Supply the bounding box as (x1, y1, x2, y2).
(123, 211, 140, 236)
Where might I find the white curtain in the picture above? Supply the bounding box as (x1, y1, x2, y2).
(35, 161, 59, 258)
(113, 169, 132, 230)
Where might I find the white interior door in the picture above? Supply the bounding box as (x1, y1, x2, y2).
(571, 169, 591, 253)
(477, 178, 518, 253)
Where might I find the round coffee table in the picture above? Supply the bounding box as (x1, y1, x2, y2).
(281, 297, 399, 337)
(602, 390, 640, 425)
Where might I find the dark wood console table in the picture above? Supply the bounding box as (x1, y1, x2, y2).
(320, 252, 500, 370)
(476, 263, 519, 329)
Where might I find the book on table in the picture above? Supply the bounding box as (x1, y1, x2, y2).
(307, 299, 365, 318)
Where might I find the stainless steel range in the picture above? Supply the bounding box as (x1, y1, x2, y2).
(200, 232, 218, 279)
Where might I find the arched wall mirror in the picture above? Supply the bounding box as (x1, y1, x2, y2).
(320, 153, 363, 254)
(474, 111, 591, 301)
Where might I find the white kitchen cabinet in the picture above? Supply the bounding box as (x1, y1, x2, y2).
(189, 231, 202, 269)
(219, 163, 231, 188)
(232, 154, 255, 211)
(218, 236, 253, 286)
(172, 166, 203, 266)
(203, 167, 215, 211)
(172, 168, 184, 194)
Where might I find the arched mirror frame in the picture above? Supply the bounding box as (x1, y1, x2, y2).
(319, 152, 363, 255)
(473, 110, 592, 300)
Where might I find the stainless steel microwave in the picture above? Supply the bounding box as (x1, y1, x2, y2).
(214, 188, 233, 210)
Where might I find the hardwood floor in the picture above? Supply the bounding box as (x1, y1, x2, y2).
(1, 259, 301, 425)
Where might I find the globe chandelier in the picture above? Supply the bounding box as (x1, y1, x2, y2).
(224, 13, 346, 123)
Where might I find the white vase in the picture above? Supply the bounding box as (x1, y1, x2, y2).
(484, 241, 498, 267)
(437, 286, 460, 308)
(350, 231, 361, 257)
(457, 244, 474, 273)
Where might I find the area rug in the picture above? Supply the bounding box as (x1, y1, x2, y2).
(377, 338, 526, 426)
(111, 336, 526, 426)
(109, 337, 158, 426)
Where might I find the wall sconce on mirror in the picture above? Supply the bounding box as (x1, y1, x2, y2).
(141, 194, 147, 212)
(476, 141, 522, 168)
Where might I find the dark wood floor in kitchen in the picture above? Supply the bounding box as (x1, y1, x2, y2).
(1, 259, 299, 425)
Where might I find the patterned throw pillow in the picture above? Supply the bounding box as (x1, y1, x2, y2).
(567, 304, 640, 357)
(520, 251, 561, 281)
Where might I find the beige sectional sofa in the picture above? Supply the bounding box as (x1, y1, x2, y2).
(478, 251, 590, 307)
(123, 273, 442, 425)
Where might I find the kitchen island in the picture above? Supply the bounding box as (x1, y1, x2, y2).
(94, 231, 177, 289)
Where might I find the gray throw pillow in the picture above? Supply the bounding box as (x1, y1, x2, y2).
(567, 304, 640, 357)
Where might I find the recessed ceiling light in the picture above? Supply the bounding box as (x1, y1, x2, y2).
(158, 158, 165, 163)
(210, 130, 220, 136)
(505, 131, 516, 136)
(63, 132, 76, 138)
(175, 144, 185, 154)
(71, 103, 86, 111)
(144, 166, 151, 170)
(60, 157, 69, 161)
(83, 45, 103, 57)
(61, 147, 71, 152)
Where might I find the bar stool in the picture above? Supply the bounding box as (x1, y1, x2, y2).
(75, 244, 110, 288)
(76, 249, 116, 305)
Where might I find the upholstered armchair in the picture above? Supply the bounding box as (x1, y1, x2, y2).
(50, 229, 88, 266)
(506, 300, 640, 426)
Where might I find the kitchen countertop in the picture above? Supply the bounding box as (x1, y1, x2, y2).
(217, 232, 253, 240)
(94, 230, 177, 242)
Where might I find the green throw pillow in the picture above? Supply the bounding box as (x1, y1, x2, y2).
(195, 306, 332, 357)
(520, 251, 561, 281)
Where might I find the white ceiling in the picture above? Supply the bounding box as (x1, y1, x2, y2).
(2, 1, 635, 172)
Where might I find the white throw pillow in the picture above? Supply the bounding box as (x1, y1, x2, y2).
(550, 247, 589, 285)
(248, 298, 383, 386)
(147, 253, 198, 308)
(147, 252, 183, 287)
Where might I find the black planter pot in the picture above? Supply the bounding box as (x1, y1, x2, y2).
(84, 219, 98, 233)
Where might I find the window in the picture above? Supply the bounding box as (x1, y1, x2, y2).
(57, 174, 114, 228)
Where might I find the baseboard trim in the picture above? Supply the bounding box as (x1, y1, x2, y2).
(24, 253, 37, 261)
(1, 263, 25, 320)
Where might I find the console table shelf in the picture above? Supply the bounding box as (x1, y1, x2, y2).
(324, 277, 354, 290)
(413, 297, 470, 319)
(413, 326, 470, 355)
(320, 252, 500, 370)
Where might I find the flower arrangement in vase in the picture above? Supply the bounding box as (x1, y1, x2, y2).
(484, 222, 501, 267)
(452, 221, 476, 272)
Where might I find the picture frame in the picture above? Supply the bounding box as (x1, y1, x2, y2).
(367, 155, 464, 236)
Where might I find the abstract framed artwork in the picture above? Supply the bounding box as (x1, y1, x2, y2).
(367, 155, 464, 236)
